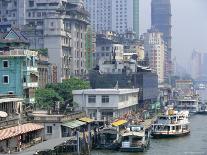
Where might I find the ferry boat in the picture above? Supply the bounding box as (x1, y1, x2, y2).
(176, 96, 199, 113)
(151, 109, 190, 138)
(120, 125, 150, 152)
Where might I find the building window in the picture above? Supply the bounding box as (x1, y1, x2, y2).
(102, 95, 109, 103)
(3, 75, 9, 84)
(88, 95, 96, 103)
(47, 126, 52, 134)
(3, 60, 9, 68)
(29, 1, 34, 7)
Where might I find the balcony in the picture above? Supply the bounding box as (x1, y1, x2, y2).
(23, 82, 38, 88)
(27, 66, 38, 72)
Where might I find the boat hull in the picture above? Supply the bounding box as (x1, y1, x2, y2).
(151, 131, 190, 138)
(120, 147, 146, 152)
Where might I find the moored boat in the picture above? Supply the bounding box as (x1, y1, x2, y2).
(151, 109, 190, 138)
(120, 125, 150, 152)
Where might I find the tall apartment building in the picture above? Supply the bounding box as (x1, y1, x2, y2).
(151, 0, 172, 69)
(143, 28, 166, 84)
(1, 0, 90, 82)
(191, 50, 202, 80)
(84, 0, 139, 38)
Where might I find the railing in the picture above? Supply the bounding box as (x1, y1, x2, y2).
(0, 50, 38, 56)
(32, 111, 86, 123)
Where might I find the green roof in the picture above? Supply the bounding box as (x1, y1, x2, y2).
(62, 120, 86, 129)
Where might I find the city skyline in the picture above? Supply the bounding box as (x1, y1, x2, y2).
(140, 0, 207, 69)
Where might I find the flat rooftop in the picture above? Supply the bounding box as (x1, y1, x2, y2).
(73, 88, 139, 95)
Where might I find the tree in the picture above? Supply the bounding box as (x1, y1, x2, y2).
(35, 88, 63, 110)
(46, 78, 90, 102)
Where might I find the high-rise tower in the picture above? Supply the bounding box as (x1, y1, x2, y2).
(151, 0, 172, 60)
(84, 0, 139, 38)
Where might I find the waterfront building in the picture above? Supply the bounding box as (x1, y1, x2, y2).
(0, 29, 38, 103)
(84, 0, 139, 38)
(0, 95, 44, 153)
(30, 111, 86, 140)
(89, 60, 158, 108)
(73, 88, 139, 121)
(151, 0, 172, 61)
(143, 28, 166, 83)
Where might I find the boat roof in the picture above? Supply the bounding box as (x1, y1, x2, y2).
(122, 131, 145, 137)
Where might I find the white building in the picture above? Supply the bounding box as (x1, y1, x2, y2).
(143, 28, 166, 83)
(73, 89, 139, 121)
(84, 0, 139, 38)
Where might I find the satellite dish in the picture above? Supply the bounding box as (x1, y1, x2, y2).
(0, 111, 8, 118)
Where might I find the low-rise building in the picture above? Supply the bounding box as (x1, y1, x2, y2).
(73, 89, 139, 121)
(30, 111, 86, 140)
(0, 95, 44, 154)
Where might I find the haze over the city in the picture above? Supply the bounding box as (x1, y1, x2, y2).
(140, 0, 207, 69)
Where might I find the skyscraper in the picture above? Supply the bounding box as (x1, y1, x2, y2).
(191, 50, 202, 80)
(151, 0, 172, 60)
(84, 0, 139, 38)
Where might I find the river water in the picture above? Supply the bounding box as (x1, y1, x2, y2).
(92, 114, 207, 155)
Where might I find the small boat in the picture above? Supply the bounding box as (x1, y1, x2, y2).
(198, 103, 207, 114)
(120, 125, 150, 152)
(151, 109, 190, 138)
(95, 127, 120, 150)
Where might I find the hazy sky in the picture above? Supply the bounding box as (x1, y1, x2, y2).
(140, 0, 207, 67)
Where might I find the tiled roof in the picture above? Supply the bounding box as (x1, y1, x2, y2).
(0, 123, 44, 141)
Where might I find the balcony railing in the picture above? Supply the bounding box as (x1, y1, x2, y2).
(23, 82, 38, 88)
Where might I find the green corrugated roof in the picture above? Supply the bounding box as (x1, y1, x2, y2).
(62, 120, 86, 129)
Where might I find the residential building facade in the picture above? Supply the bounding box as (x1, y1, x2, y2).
(143, 28, 166, 83)
(1, 0, 90, 81)
(95, 35, 124, 66)
(0, 29, 38, 103)
(73, 89, 139, 121)
(84, 0, 139, 38)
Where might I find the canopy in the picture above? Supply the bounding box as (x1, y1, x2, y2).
(0, 123, 44, 141)
(62, 120, 86, 129)
(112, 119, 127, 127)
(79, 117, 94, 123)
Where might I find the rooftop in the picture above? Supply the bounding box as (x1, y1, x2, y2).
(73, 88, 139, 95)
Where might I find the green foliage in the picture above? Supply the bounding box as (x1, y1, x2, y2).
(46, 78, 90, 102)
(35, 88, 63, 109)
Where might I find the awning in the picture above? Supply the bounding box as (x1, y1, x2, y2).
(0, 123, 44, 141)
(62, 120, 86, 129)
(79, 117, 94, 123)
(112, 119, 127, 127)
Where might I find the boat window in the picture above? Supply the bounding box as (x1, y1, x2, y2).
(131, 126, 142, 132)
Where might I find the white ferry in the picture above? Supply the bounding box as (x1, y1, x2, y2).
(176, 96, 199, 113)
(151, 109, 190, 138)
